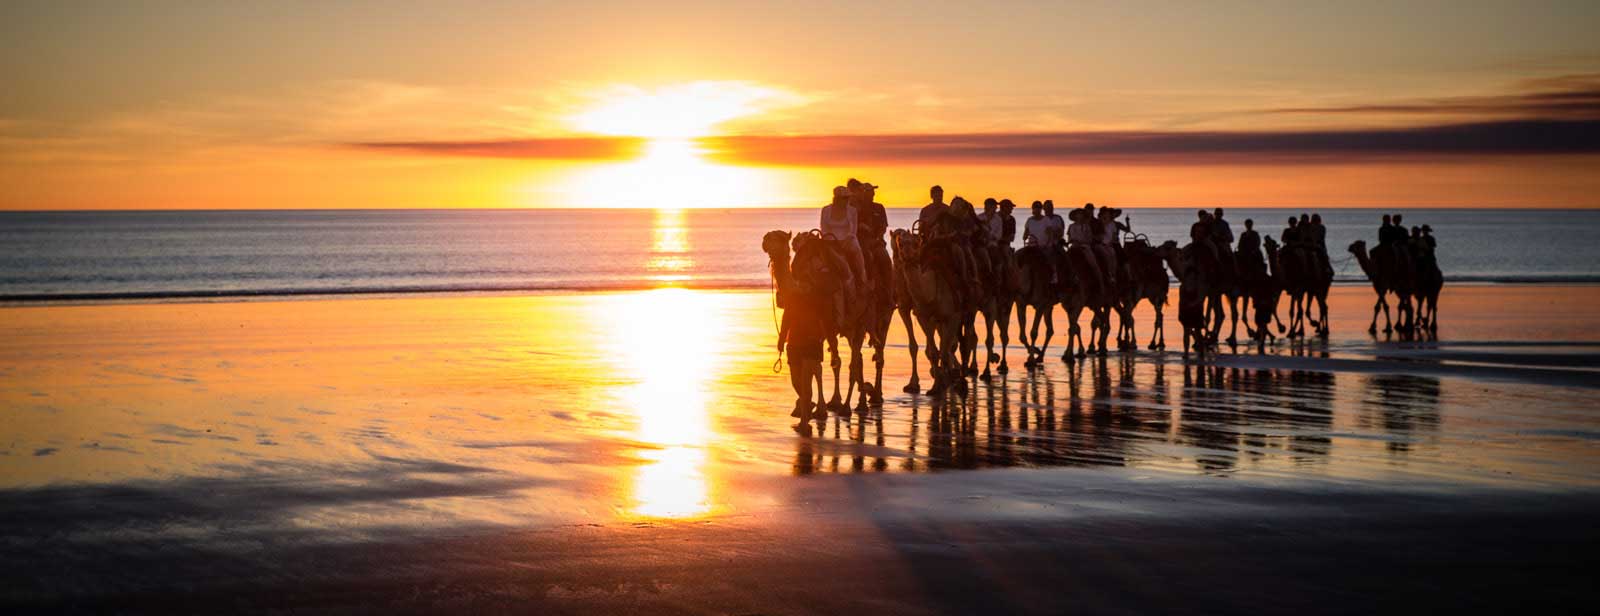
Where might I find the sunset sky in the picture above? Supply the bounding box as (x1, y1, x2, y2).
(3, 0, 1598, 209)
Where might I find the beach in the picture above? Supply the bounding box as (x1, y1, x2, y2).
(2, 284, 1597, 613)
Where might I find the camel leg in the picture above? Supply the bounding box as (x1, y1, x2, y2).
(1015, 303, 1033, 365)
(899, 308, 921, 394)
(946, 323, 969, 400)
(1097, 309, 1112, 355)
(1317, 295, 1331, 337)
(827, 338, 844, 411)
(997, 303, 1013, 375)
(1026, 308, 1044, 367)
(1122, 308, 1133, 350)
(1226, 296, 1240, 346)
(848, 339, 866, 414)
(980, 311, 995, 382)
(1038, 311, 1055, 364)
(1368, 295, 1382, 334)
(1064, 310, 1081, 362)
(964, 318, 980, 376)
(1148, 305, 1164, 350)
(1381, 295, 1394, 334)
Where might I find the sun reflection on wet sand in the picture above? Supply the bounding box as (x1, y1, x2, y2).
(604, 288, 731, 518)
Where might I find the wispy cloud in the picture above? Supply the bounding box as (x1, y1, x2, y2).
(1261, 73, 1600, 120)
(347, 137, 645, 161)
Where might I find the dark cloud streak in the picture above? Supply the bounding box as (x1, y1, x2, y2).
(702, 119, 1600, 166)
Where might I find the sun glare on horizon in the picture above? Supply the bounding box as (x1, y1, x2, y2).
(550, 82, 805, 208)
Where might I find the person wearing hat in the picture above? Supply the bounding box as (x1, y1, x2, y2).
(918, 185, 948, 232)
(1068, 205, 1110, 288)
(1097, 205, 1128, 287)
(998, 199, 1018, 246)
(849, 179, 891, 302)
(1421, 224, 1436, 250)
(820, 185, 866, 292)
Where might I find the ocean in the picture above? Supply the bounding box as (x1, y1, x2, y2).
(2, 208, 1597, 302)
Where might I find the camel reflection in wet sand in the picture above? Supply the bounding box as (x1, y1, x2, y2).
(793, 347, 1451, 479)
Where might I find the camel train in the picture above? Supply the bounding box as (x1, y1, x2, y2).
(767, 183, 1442, 428)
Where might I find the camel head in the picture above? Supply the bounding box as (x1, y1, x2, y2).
(890, 228, 921, 262)
(1347, 239, 1366, 256)
(1264, 236, 1279, 254)
(762, 229, 792, 261)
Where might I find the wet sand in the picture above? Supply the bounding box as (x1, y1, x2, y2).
(2, 285, 1598, 613)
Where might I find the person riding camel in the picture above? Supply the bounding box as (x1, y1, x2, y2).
(1378, 214, 1400, 248)
(1088, 203, 1122, 288)
(1068, 206, 1110, 289)
(820, 185, 866, 294)
(1237, 218, 1265, 278)
(1283, 216, 1302, 248)
(1307, 213, 1331, 278)
(1379, 213, 1413, 278)
(938, 196, 983, 305)
(1211, 207, 1236, 275)
(1191, 209, 1221, 268)
(978, 198, 1005, 246)
(916, 192, 978, 307)
(1043, 200, 1069, 276)
(1421, 224, 1436, 250)
(849, 178, 891, 303)
(977, 198, 1009, 282)
(1023, 200, 1055, 282)
(918, 185, 948, 232)
(999, 199, 1018, 247)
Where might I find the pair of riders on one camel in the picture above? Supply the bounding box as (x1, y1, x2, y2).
(1019, 199, 1127, 294)
(816, 178, 892, 304)
(1374, 212, 1439, 276)
(914, 185, 1019, 308)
